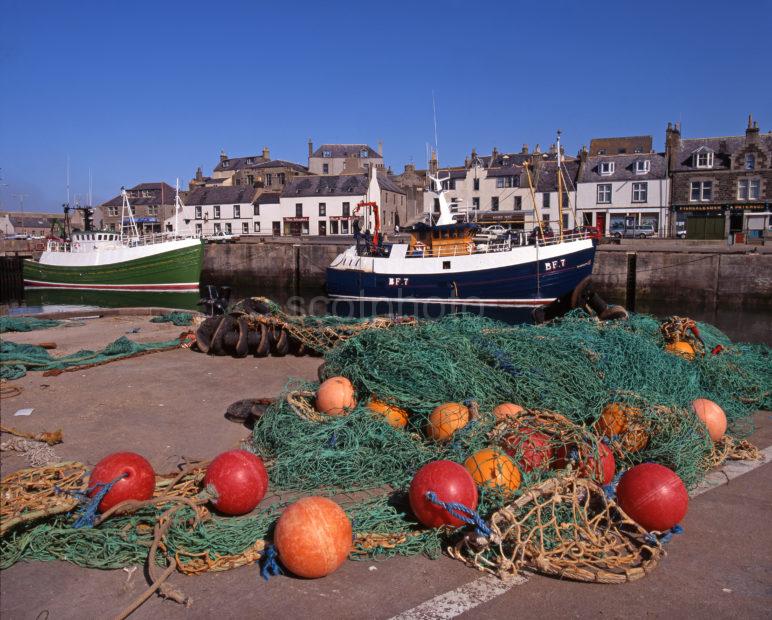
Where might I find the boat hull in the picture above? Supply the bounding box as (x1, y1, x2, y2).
(23, 241, 204, 292)
(326, 244, 595, 307)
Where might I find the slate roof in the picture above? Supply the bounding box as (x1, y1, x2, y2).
(101, 182, 177, 207)
(281, 173, 404, 198)
(579, 152, 668, 182)
(213, 156, 267, 173)
(9, 215, 58, 227)
(486, 165, 523, 178)
(184, 186, 259, 206)
(255, 192, 281, 205)
(310, 144, 381, 159)
(671, 134, 772, 172)
(535, 160, 580, 192)
(248, 159, 308, 173)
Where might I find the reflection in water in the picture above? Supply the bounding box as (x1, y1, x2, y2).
(5, 284, 770, 346)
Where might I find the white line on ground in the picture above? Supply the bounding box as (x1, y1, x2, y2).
(390, 446, 770, 620)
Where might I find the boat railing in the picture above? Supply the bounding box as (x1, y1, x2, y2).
(45, 231, 202, 253)
(405, 229, 592, 258)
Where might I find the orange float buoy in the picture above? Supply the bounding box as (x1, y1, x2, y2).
(425, 402, 469, 441)
(274, 496, 352, 578)
(367, 398, 409, 428)
(595, 403, 648, 452)
(492, 402, 524, 421)
(692, 398, 727, 441)
(315, 376, 356, 416)
(464, 448, 521, 492)
(665, 341, 695, 361)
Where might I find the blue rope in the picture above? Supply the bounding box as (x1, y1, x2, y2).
(56, 473, 128, 529)
(325, 431, 338, 448)
(603, 470, 625, 500)
(644, 524, 684, 545)
(260, 544, 282, 581)
(424, 491, 491, 538)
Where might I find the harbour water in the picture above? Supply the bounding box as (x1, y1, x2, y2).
(3, 283, 770, 346)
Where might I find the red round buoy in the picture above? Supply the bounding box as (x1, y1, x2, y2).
(89, 452, 155, 512)
(553, 442, 615, 486)
(501, 429, 553, 472)
(616, 463, 688, 532)
(409, 460, 478, 528)
(203, 449, 268, 516)
(274, 496, 352, 578)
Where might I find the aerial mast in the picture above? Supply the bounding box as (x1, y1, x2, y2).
(556, 130, 564, 242)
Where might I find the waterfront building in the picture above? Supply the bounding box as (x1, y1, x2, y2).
(421, 145, 578, 231)
(576, 142, 670, 236)
(307, 141, 384, 176)
(666, 116, 772, 240)
(179, 185, 259, 237)
(192, 149, 309, 194)
(99, 183, 178, 234)
(210, 148, 272, 185)
(390, 163, 429, 228)
(0, 211, 83, 237)
(279, 168, 405, 236)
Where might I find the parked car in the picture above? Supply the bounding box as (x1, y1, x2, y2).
(675, 222, 687, 239)
(206, 231, 239, 243)
(475, 225, 508, 240)
(610, 224, 656, 239)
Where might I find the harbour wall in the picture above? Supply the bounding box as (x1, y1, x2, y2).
(202, 240, 772, 309)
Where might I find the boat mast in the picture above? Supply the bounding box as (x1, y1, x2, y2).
(174, 178, 180, 238)
(523, 162, 544, 238)
(556, 130, 564, 242)
(121, 187, 140, 241)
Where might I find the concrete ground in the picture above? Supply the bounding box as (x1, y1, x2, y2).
(1, 316, 770, 619)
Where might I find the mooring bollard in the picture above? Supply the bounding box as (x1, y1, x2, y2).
(625, 252, 637, 312)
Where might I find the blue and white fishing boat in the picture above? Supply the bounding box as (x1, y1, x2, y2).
(326, 137, 596, 308)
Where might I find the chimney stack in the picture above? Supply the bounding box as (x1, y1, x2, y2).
(378, 140, 383, 156)
(521, 144, 529, 154)
(746, 113, 760, 142)
(491, 146, 499, 161)
(308, 139, 313, 159)
(220, 149, 228, 163)
(262, 146, 270, 160)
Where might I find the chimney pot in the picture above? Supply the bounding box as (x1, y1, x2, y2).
(308, 139, 313, 159)
(262, 146, 270, 160)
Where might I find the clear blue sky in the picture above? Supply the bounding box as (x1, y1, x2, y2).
(1, 0, 770, 212)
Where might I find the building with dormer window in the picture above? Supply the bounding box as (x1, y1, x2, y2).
(666, 116, 772, 240)
(576, 141, 669, 237)
(307, 141, 384, 176)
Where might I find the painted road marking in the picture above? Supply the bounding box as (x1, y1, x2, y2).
(390, 446, 769, 620)
(390, 574, 528, 620)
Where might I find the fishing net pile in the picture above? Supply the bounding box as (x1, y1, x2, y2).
(0, 335, 189, 380)
(1, 309, 769, 597)
(0, 317, 61, 333)
(149, 311, 194, 326)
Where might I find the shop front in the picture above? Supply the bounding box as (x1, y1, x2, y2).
(283, 216, 309, 236)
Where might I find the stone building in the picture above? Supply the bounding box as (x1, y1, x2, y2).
(179, 185, 259, 237)
(210, 148, 272, 185)
(279, 168, 405, 237)
(576, 144, 670, 236)
(666, 116, 772, 240)
(307, 141, 384, 176)
(98, 183, 177, 234)
(421, 145, 577, 231)
(193, 149, 309, 194)
(0, 211, 83, 237)
(390, 163, 428, 228)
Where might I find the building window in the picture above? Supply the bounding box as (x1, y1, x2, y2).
(254, 204, 260, 216)
(233, 205, 241, 218)
(745, 153, 756, 170)
(690, 181, 713, 202)
(597, 184, 612, 204)
(433, 198, 440, 213)
(247, 174, 254, 186)
(738, 178, 761, 200)
(130, 206, 136, 215)
(472, 197, 480, 210)
(543, 193, 551, 209)
(265, 174, 272, 186)
(107, 206, 118, 217)
(295, 203, 303, 217)
(221, 160, 229, 167)
(109, 223, 116, 232)
(514, 196, 522, 210)
(491, 197, 499, 211)
(360, 149, 368, 158)
(341, 221, 349, 234)
(194, 206, 202, 219)
(322, 164, 329, 174)
(635, 160, 650, 174)
(147, 205, 158, 216)
(213, 205, 221, 219)
(442, 179, 456, 190)
(632, 182, 648, 203)
(277, 173, 285, 185)
(225, 223, 232, 234)
(195, 223, 202, 235)
(246, 158, 254, 165)
(341, 202, 350, 217)
(634, 146, 643, 154)
(598, 149, 606, 155)
(322, 150, 332, 157)
(695, 151, 714, 168)
(496, 177, 514, 188)
(473, 178, 480, 191)
(599, 162, 615, 175)
(242, 222, 249, 234)
(319, 202, 326, 216)
(254, 222, 261, 233)
(214, 223, 222, 233)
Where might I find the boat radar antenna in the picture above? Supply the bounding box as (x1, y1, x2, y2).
(427, 173, 456, 226)
(121, 186, 140, 242)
